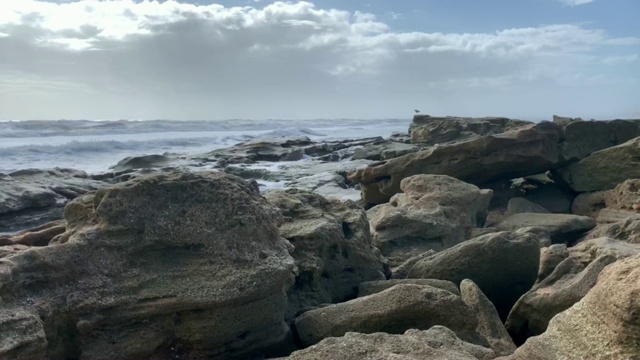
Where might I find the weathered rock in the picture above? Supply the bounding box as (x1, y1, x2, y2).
(0, 308, 47, 360)
(390, 249, 436, 279)
(354, 141, 420, 161)
(409, 115, 532, 145)
(560, 136, 640, 192)
(494, 213, 596, 244)
(368, 175, 492, 267)
(0, 171, 296, 359)
(559, 119, 639, 162)
(519, 182, 574, 214)
(350, 122, 561, 205)
(507, 198, 550, 215)
(505, 254, 640, 360)
(288, 326, 496, 360)
(571, 191, 608, 218)
(408, 231, 540, 320)
(596, 208, 640, 223)
(461, 280, 516, 357)
(109, 154, 176, 172)
(604, 178, 640, 211)
(0, 168, 106, 232)
(358, 279, 460, 297)
(584, 218, 640, 244)
(294, 284, 482, 347)
(0, 220, 65, 247)
(506, 237, 640, 344)
(264, 189, 388, 321)
(205, 136, 311, 163)
(536, 244, 569, 283)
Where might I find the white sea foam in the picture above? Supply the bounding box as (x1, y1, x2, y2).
(0, 119, 410, 173)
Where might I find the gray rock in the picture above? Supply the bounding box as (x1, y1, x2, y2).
(358, 279, 460, 297)
(584, 218, 640, 244)
(560, 136, 640, 192)
(409, 115, 531, 145)
(460, 279, 516, 356)
(571, 191, 608, 218)
(350, 122, 562, 205)
(390, 249, 436, 279)
(507, 198, 550, 215)
(559, 119, 639, 162)
(536, 244, 569, 283)
(596, 208, 640, 224)
(408, 231, 540, 320)
(494, 213, 596, 244)
(294, 284, 481, 347)
(264, 189, 388, 322)
(110, 154, 176, 172)
(604, 178, 640, 211)
(505, 254, 640, 360)
(368, 175, 492, 267)
(0, 168, 106, 232)
(353, 141, 420, 161)
(506, 237, 640, 343)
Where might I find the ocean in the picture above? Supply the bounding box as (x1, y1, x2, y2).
(0, 119, 411, 174)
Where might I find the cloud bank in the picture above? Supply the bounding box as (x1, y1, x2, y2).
(0, 0, 637, 120)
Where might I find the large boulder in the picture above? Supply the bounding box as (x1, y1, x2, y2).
(293, 284, 482, 347)
(0, 171, 296, 359)
(409, 115, 531, 145)
(287, 326, 496, 360)
(358, 279, 460, 297)
(0, 168, 106, 232)
(264, 189, 388, 321)
(350, 122, 561, 205)
(560, 136, 640, 192)
(460, 280, 516, 357)
(506, 237, 640, 344)
(109, 154, 175, 172)
(505, 254, 640, 360)
(558, 119, 639, 162)
(367, 175, 493, 267)
(493, 213, 596, 244)
(407, 231, 540, 320)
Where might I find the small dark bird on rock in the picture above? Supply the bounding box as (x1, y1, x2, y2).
(414, 109, 420, 113)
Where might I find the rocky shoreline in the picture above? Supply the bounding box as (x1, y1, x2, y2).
(2, 114, 640, 359)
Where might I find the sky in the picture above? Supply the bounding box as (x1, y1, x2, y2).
(0, 0, 638, 120)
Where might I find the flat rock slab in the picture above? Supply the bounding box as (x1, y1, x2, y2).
(494, 213, 596, 244)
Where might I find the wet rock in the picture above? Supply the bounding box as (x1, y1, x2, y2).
(264, 189, 388, 322)
(109, 154, 176, 172)
(350, 122, 561, 205)
(408, 231, 540, 320)
(368, 175, 492, 267)
(0, 171, 296, 359)
(0, 168, 106, 233)
(205, 136, 311, 163)
(353, 141, 420, 161)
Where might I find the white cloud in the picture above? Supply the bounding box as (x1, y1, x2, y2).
(603, 54, 638, 64)
(558, 0, 595, 6)
(0, 0, 637, 120)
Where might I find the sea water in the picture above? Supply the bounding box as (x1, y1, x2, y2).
(0, 119, 410, 174)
